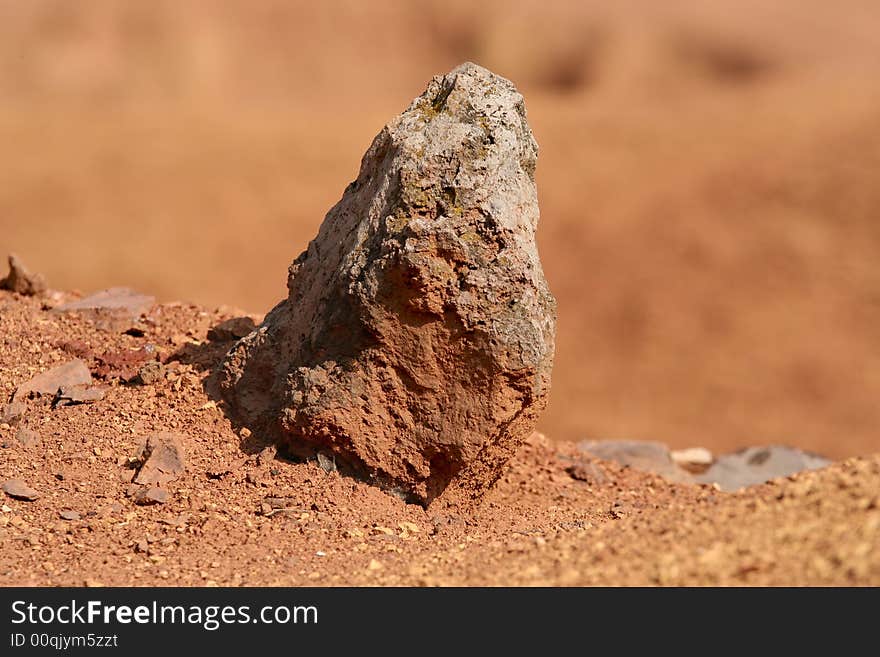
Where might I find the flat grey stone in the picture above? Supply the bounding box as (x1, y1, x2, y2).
(695, 445, 831, 491)
(578, 440, 695, 483)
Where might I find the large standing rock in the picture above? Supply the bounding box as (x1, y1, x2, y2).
(220, 63, 556, 505)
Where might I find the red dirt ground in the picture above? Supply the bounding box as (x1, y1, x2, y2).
(1, 292, 878, 586)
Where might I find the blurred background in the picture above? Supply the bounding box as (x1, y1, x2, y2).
(2, 0, 879, 458)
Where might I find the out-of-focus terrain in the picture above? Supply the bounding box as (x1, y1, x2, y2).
(2, 0, 880, 458)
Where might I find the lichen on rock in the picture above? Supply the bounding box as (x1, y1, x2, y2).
(220, 62, 557, 505)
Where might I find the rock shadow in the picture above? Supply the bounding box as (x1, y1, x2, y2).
(168, 322, 273, 457)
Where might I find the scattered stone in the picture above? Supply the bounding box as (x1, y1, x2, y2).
(0, 254, 47, 296)
(220, 62, 556, 505)
(133, 486, 168, 505)
(264, 497, 288, 509)
(2, 400, 26, 424)
(52, 287, 155, 332)
(12, 359, 92, 404)
(3, 479, 39, 501)
(54, 384, 106, 406)
(15, 428, 41, 449)
(578, 440, 695, 483)
(566, 461, 608, 486)
(207, 317, 257, 342)
(671, 447, 714, 474)
(695, 446, 831, 492)
(136, 361, 165, 385)
(59, 510, 80, 521)
(56, 339, 93, 360)
(97, 502, 124, 517)
(316, 452, 337, 474)
(133, 432, 187, 486)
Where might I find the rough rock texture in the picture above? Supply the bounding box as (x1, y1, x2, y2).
(220, 63, 556, 505)
(0, 254, 46, 296)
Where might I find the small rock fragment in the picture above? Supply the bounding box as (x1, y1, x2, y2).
(579, 440, 695, 483)
(136, 361, 165, 385)
(52, 287, 155, 332)
(133, 486, 168, 505)
(12, 360, 92, 404)
(2, 400, 26, 424)
(54, 384, 106, 406)
(59, 510, 80, 521)
(97, 502, 124, 517)
(15, 428, 41, 449)
(3, 479, 40, 501)
(133, 432, 187, 486)
(0, 254, 47, 296)
(207, 317, 257, 342)
(316, 452, 337, 474)
(566, 461, 608, 485)
(695, 445, 831, 492)
(671, 447, 714, 474)
(263, 496, 299, 512)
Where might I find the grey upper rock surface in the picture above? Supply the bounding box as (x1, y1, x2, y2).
(220, 63, 557, 505)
